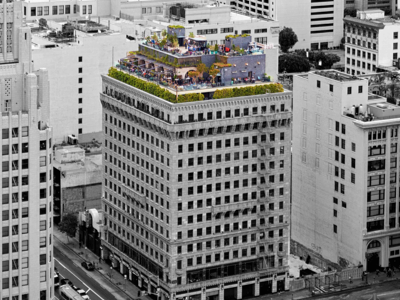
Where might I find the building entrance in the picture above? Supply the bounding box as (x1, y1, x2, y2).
(367, 252, 380, 272)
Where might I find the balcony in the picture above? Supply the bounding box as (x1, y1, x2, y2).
(211, 201, 255, 214)
(258, 182, 271, 190)
(121, 184, 146, 208)
(257, 195, 271, 203)
(258, 141, 272, 148)
(258, 169, 271, 175)
(258, 154, 272, 161)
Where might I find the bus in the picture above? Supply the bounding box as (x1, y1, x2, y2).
(59, 285, 86, 300)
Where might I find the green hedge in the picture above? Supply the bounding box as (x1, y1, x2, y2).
(212, 83, 284, 99)
(108, 68, 204, 103)
(168, 25, 185, 29)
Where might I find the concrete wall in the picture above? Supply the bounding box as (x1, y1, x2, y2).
(221, 54, 265, 83)
(167, 26, 185, 37)
(225, 36, 251, 50)
(62, 183, 102, 213)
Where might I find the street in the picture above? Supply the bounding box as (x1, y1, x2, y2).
(54, 246, 120, 300)
(307, 280, 400, 300)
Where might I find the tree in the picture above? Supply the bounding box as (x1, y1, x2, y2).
(278, 54, 310, 73)
(189, 32, 195, 38)
(344, 7, 357, 17)
(58, 212, 78, 243)
(151, 33, 158, 42)
(161, 29, 167, 38)
(314, 52, 340, 69)
(196, 63, 208, 79)
(188, 71, 200, 83)
(39, 18, 47, 28)
(279, 27, 298, 53)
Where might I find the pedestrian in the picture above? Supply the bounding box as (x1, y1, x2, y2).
(349, 276, 353, 284)
(376, 268, 380, 276)
(361, 272, 365, 281)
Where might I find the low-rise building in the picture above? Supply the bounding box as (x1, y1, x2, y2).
(53, 145, 102, 224)
(292, 69, 400, 272)
(344, 9, 400, 75)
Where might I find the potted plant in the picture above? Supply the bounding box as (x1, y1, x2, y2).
(267, 76, 271, 82)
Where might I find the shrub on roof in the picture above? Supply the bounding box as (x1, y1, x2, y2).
(212, 83, 283, 99)
(108, 68, 204, 103)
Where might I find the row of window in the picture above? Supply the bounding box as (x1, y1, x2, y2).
(27, 4, 92, 16)
(346, 36, 377, 50)
(2, 220, 48, 236)
(178, 170, 284, 183)
(106, 114, 170, 152)
(346, 26, 377, 39)
(347, 47, 377, 60)
(178, 133, 285, 153)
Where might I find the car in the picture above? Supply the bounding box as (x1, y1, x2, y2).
(81, 261, 95, 271)
(60, 278, 73, 286)
(72, 286, 90, 300)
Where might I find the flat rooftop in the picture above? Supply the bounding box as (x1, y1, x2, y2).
(313, 70, 363, 82)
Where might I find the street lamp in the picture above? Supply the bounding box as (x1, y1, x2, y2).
(84, 246, 88, 261)
(110, 266, 114, 282)
(124, 275, 127, 291)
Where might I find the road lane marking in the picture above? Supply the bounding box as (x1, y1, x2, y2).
(55, 258, 105, 300)
(86, 288, 91, 293)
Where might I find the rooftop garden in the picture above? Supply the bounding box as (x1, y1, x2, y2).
(108, 67, 284, 103)
(108, 67, 204, 103)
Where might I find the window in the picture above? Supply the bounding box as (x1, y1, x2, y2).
(317, 80, 321, 88)
(333, 224, 337, 233)
(40, 220, 46, 231)
(44, 6, 49, 15)
(347, 87, 352, 94)
(52, 5, 58, 14)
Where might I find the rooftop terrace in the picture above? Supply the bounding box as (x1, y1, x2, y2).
(314, 70, 363, 82)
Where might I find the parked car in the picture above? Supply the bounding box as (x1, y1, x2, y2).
(72, 286, 90, 300)
(60, 278, 73, 286)
(81, 261, 95, 271)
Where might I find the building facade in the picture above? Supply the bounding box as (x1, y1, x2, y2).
(131, 3, 279, 47)
(231, 0, 344, 50)
(343, 10, 400, 75)
(0, 1, 54, 300)
(99, 42, 292, 299)
(292, 70, 400, 272)
(31, 17, 137, 144)
(345, 0, 395, 14)
(53, 146, 102, 224)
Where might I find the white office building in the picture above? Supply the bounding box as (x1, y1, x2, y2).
(292, 69, 400, 272)
(0, 1, 54, 299)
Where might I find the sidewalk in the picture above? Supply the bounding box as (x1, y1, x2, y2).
(256, 271, 400, 300)
(54, 227, 150, 300)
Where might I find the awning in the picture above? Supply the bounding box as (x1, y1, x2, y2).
(206, 290, 219, 296)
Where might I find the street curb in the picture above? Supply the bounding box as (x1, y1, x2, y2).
(301, 284, 372, 299)
(54, 234, 135, 300)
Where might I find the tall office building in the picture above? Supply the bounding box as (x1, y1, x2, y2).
(292, 70, 400, 272)
(0, 1, 53, 300)
(345, 0, 395, 15)
(100, 38, 292, 299)
(231, 0, 344, 50)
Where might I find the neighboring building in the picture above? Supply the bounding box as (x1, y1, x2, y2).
(345, 0, 395, 15)
(231, 0, 344, 50)
(344, 9, 400, 76)
(100, 37, 292, 300)
(53, 145, 102, 224)
(292, 69, 400, 272)
(0, 1, 54, 300)
(22, 0, 112, 21)
(31, 17, 138, 143)
(131, 2, 279, 47)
